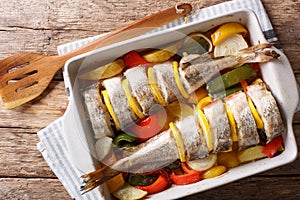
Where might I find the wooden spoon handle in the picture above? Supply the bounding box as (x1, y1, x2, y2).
(61, 3, 192, 60)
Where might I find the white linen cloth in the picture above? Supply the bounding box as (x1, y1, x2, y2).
(37, 0, 279, 199)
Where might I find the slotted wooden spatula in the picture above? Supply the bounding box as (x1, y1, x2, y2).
(0, 3, 192, 109)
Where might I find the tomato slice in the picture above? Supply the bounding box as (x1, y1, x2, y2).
(170, 163, 202, 185)
(134, 169, 170, 195)
(262, 135, 283, 158)
(127, 113, 161, 142)
(123, 50, 148, 68)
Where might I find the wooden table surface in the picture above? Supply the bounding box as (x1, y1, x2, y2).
(1, 0, 299, 199)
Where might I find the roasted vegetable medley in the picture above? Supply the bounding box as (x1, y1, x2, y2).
(80, 22, 283, 199)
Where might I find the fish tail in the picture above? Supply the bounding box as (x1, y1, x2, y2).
(239, 43, 280, 63)
(80, 166, 120, 194)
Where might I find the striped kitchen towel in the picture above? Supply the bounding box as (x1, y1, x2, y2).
(37, 0, 279, 199)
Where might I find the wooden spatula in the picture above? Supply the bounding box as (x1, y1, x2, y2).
(0, 3, 192, 109)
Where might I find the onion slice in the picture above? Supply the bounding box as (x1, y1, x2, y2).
(187, 154, 217, 171)
(214, 34, 248, 57)
(95, 136, 113, 161)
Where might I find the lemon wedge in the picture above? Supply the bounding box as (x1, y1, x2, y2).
(247, 96, 264, 129)
(148, 67, 168, 106)
(173, 61, 189, 98)
(211, 22, 248, 46)
(195, 108, 213, 152)
(224, 104, 238, 142)
(122, 79, 145, 119)
(102, 90, 120, 130)
(169, 122, 186, 162)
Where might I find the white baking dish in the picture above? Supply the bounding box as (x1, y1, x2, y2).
(62, 9, 299, 199)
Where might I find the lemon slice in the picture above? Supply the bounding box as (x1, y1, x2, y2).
(247, 96, 264, 129)
(169, 122, 186, 162)
(195, 108, 213, 152)
(143, 41, 182, 63)
(112, 183, 147, 200)
(173, 61, 189, 98)
(79, 59, 125, 80)
(102, 90, 120, 130)
(195, 96, 212, 111)
(211, 22, 248, 46)
(122, 79, 145, 119)
(224, 104, 238, 142)
(148, 67, 168, 106)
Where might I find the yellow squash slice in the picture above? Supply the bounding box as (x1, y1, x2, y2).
(202, 165, 227, 179)
(237, 145, 267, 163)
(217, 151, 240, 168)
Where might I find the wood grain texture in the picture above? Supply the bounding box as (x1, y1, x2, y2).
(0, 178, 70, 200)
(0, 0, 299, 199)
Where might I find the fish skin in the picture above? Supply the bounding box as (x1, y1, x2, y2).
(82, 83, 113, 139)
(102, 77, 138, 129)
(153, 62, 184, 102)
(247, 82, 285, 141)
(179, 44, 280, 94)
(175, 115, 209, 160)
(203, 99, 232, 152)
(124, 66, 157, 116)
(225, 92, 260, 150)
(110, 129, 179, 174)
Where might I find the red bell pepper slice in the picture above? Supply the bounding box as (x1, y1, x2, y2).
(262, 135, 283, 158)
(251, 63, 260, 72)
(127, 113, 162, 142)
(123, 50, 148, 68)
(240, 80, 248, 93)
(170, 162, 202, 185)
(135, 170, 170, 194)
